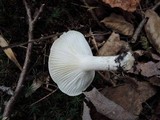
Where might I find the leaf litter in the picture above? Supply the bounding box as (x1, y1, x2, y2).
(101, 77, 156, 115)
(101, 0, 141, 12)
(25, 72, 50, 97)
(2, 0, 160, 120)
(83, 88, 137, 120)
(98, 32, 129, 56)
(82, 6, 160, 118)
(145, 9, 160, 54)
(101, 13, 134, 36)
(0, 35, 22, 71)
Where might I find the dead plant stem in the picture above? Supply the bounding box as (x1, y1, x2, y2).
(0, 33, 60, 50)
(83, 0, 107, 30)
(30, 89, 57, 107)
(2, 1, 44, 119)
(131, 1, 160, 43)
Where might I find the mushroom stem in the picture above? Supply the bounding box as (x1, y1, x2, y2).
(81, 52, 134, 71)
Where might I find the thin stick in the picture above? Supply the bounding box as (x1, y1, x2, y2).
(0, 33, 60, 50)
(89, 29, 99, 53)
(83, 0, 107, 30)
(30, 89, 57, 107)
(2, 1, 44, 119)
(131, 1, 160, 43)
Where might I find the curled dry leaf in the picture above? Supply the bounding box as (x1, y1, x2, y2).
(25, 73, 49, 97)
(98, 32, 129, 56)
(145, 9, 160, 54)
(0, 35, 22, 71)
(83, 88, 137, 120)
(101, 14, 134, 36)
(102, 0, 140, 12)
(102, 79, 156, 115)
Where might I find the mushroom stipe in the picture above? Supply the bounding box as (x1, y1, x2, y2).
(48, 30, 135, 96)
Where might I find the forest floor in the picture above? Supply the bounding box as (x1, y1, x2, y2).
(1, 0, 160, 120)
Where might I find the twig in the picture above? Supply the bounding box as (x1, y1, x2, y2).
(152, 1, 160, 10)
(2, 1, 44, 119)
(89, 29, 99, 53)
(83, 0, 107, 30)
(30, 89, 57, 107)
(131, 1, 160, 43)
(0, 33, 60, 50)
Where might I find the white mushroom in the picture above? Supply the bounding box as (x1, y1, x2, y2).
(48, 30, 135, 96)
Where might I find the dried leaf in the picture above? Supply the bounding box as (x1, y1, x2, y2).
(101, 14, 134, 36)
(149, 77, 160, 87)
(128, 61, 160, 77)
(151, 53, 160, 61)
(83, 88, 137, 120)
(102, 79, 156, 115)
(134, 50, 160, 61)
(98, 32, 129, 56)
(82, 102, 92, 120)
(145, 10, 160, 54)
(102, 0, 140, 12)
(136, 61, 160, 77)
(0, 35, 22, 71)
(25, 73, 49, 97)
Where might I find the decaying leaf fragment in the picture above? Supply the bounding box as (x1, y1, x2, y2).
(102, 0, 140, 12)
(83, 88, 137, 120)
(0, 85, 14, 95)
(0, 35, 22, 70)
(145, 9, 160, 54)
(98, 32, 129, 56)
(102, 79, 156, 115)
(25, 73, 49, 97)
(101, 14, 134, 36)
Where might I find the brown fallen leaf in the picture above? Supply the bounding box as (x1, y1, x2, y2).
(101, 14, 134, 36)
(133, 50, 160, 61)
(98, 32, 129, 56)
(83, 88, 137, 120)
(102, 0, 140, 12)
(136, 61, 160, 77)
(145, 9, 160, 54)
(149, 77, 160, 87)
(0, 35, 22, 71)
(102, 78, 156, 115)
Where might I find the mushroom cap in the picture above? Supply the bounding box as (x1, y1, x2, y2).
(48, 30, 95, 96)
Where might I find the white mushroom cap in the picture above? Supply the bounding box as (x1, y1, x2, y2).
(48, 30, 95, 96)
